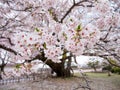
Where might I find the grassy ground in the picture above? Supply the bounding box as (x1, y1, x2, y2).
(85, 72, 120, 90)
(0, 72, 120, 90)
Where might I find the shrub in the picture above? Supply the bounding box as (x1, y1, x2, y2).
(111, 67, 120, 74)
(102, 65, 112, 71)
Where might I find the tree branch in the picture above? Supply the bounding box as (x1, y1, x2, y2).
(83, 52, 120, 68)
(59, 0, 90, 23)
(0, 44, 17, 55)
(100, 26, 112, 42)
(0, 37, 14, 45)
(106, 58, 120, 68)
(96, 43, 120, 60)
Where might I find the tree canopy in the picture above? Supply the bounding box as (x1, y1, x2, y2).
(0, 0, 120, 78)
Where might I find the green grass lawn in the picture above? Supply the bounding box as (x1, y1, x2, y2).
(74, 72, 120, 90)
(85, 72, 114, 78)
(88, 72, 120, 89)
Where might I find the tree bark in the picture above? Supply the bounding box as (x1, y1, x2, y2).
(45, 59, 72, 77)
(0, 71, 2, 79)
(30, 51, 73, 77)
(0, 63, 6, 80)
(93, 67, 97, 72)
(108, 71, 111, 76)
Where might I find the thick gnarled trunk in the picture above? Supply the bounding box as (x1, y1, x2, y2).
(45, 59, 72, 77)
(29, 51, 73, 77)
(46, 53, 73, 77)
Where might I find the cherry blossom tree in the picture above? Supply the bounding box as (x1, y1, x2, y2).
(0, 0, 120, 78)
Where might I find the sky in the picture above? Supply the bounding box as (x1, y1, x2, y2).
(76, 55, 90, 65)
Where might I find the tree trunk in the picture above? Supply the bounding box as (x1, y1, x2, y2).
(32, 52, 72, 77)
(108, 71, 111, 76)
(0, 65, 5, 80)
(46, 52, 73, 77)
(93, 67, 97, 72)
(0, 75, 2, 80)
(0, 70, 2, 80)
(46, 59, 72, 77)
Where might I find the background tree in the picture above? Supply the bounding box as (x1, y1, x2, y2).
(87, 60, 100, 72)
